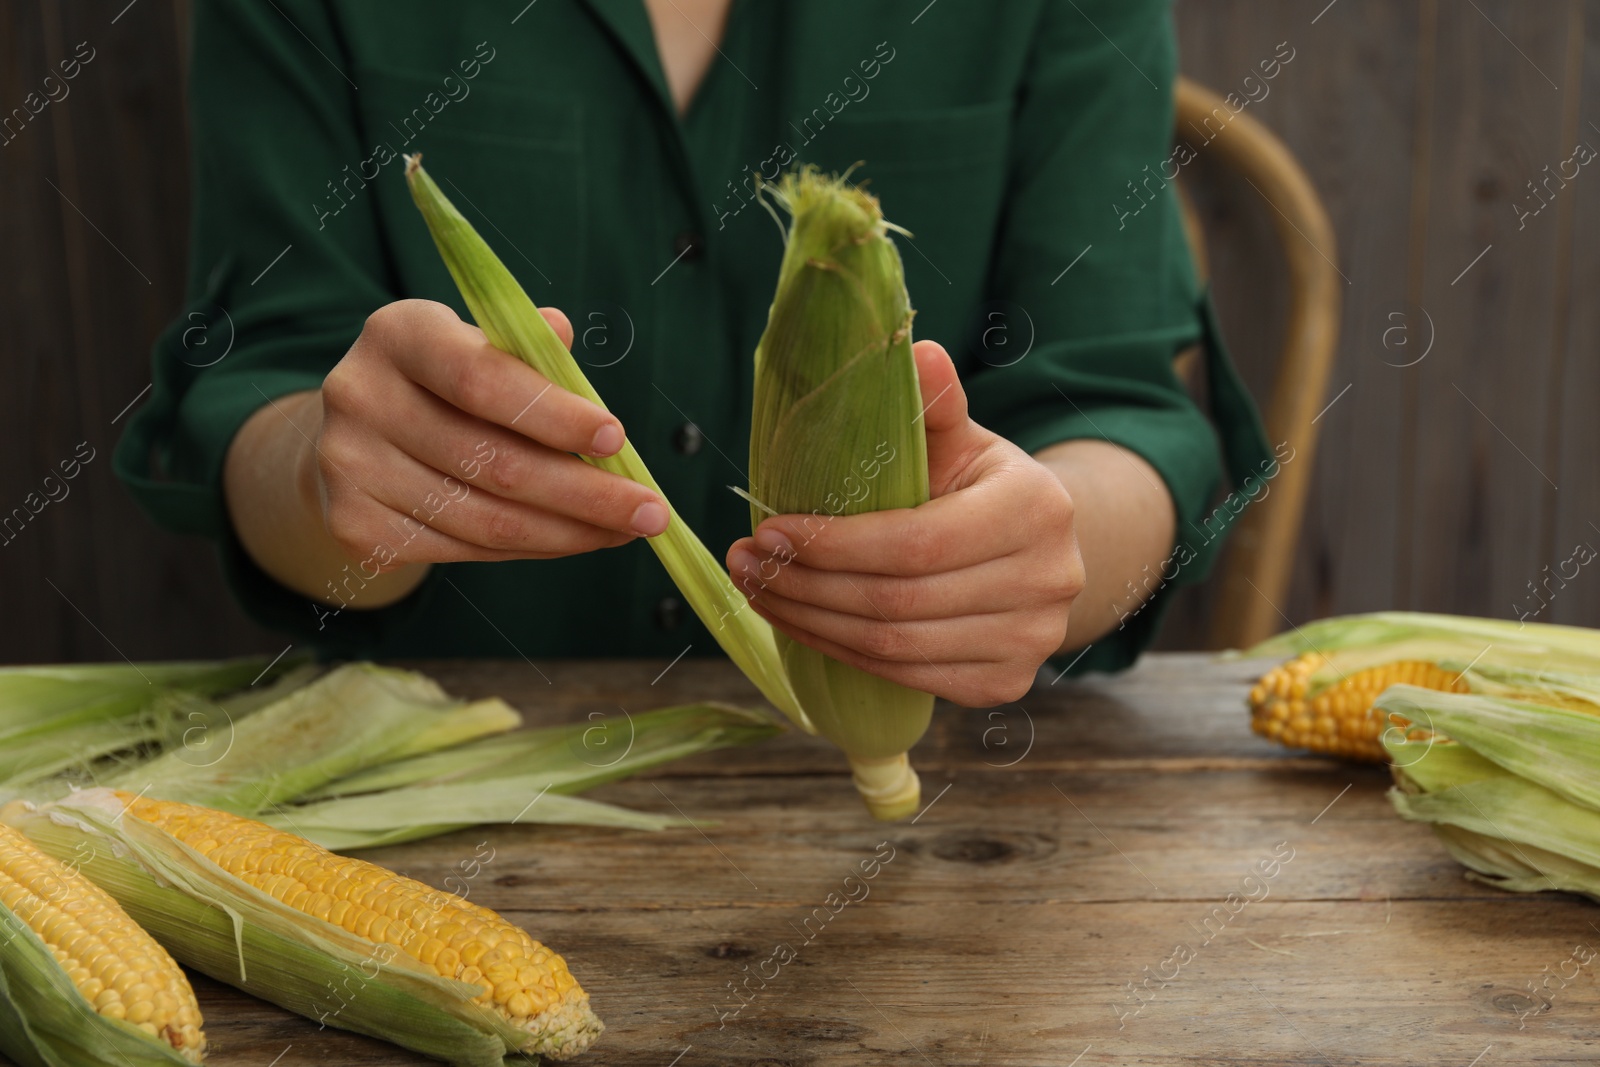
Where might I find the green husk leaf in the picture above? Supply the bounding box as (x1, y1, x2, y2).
(3, 666, 325, 803)
(0, 657, 312, 794)
(1430, 823, 1600, 900)
(1459, 661, 1600, 712)
(278, 702, 778, 849)
(0, 896, 196, 1067)
(1377, 684, 1600, 812)
(0, 719, 172, 795)
(264, 783, 688, 851)
(1382, 737, 1509, 793)
(404, 155, 809, 735)
(303, 701, 781, 798)
(106, 663, 519, 814)
(1387, 774, 1600, 872)
(381, 698, 524, 760)
(1236, 611, 1600, 668)
(1386, 718, 1600, 901)
(0, 657, 302, 741)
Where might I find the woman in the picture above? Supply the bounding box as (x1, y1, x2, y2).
(115, 0, 1269, 706)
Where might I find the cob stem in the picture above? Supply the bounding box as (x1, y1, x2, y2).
(848, 754, 921, 822)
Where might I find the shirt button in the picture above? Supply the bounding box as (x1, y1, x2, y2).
(654, 596, 683, 631)
(673, 231, 704, 261)
(673, 422, 704, 456)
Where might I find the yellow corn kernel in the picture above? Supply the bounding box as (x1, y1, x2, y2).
(1249, 656, 1471, 761)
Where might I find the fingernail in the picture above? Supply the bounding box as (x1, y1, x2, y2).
(753, 527, 794, 558)
(727, 545, 760, 580)
(590, 423, 624, 457)
(630, 501, 668, 537)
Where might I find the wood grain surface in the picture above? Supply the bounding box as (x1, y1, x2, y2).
(15, 654, 1587, 1067)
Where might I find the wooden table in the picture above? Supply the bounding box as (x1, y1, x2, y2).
(169, 655, 1600, 1065)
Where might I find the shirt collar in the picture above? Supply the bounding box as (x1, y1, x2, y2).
(576, 0, 675, 118)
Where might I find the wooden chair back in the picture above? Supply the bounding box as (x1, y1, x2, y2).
(1173, 76, 1343, 649)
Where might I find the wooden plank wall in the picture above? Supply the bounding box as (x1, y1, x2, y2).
(1162, 0, 1600, 645)
(0, 1, 1594, 663)
(0, 0, 277, 663)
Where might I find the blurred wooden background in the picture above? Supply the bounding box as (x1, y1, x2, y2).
(0, 0, 1595, 663)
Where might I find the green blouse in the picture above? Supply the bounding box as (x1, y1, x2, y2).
(114, 0, 1270, 674)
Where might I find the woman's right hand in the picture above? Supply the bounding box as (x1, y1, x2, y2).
(224, 299, 667, 608)
(316, 298, 669, 565)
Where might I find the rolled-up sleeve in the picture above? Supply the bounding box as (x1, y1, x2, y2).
(111, 0, 443, 647)
(113, 0, 391, 543)
(962, 0, 1271, 674)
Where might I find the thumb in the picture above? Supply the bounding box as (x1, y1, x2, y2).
(912, 340, 987, 484)
(540, 306, 574, 350)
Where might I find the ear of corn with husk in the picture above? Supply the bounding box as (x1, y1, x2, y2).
(1241, 611, 1600, 903)
(744, 168, 933, 820)
(1241, 612, 1600, 761)
(5, 789, 603, 1064)
(0, 656, 784, 1062)
(0, 822, 205, 1066)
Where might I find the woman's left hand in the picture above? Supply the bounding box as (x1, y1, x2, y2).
(725, 341, 1086, 707)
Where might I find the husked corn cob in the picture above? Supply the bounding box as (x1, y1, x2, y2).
(0, 822, 205, 1065)
(1249, 653, 1469, 760)
(115, 793, 599, 1057)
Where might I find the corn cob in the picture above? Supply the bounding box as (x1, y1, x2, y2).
(0, 822, 204, 1066)
(7, 789, 602, 1065)
(405, 156, 938, 819)
(1248, 653, 1469, 760)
